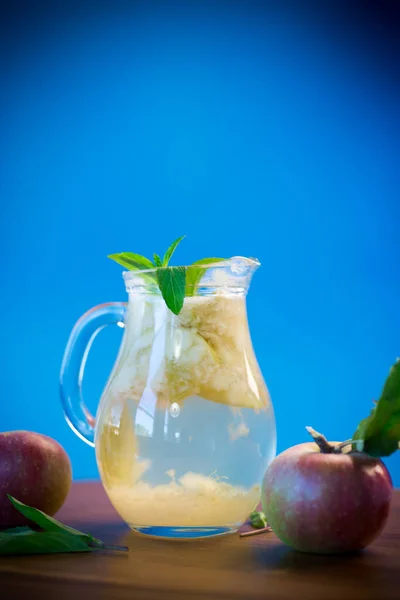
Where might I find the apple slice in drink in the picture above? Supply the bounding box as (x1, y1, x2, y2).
(150, 324, 267, 411)
(150, 326, 218, 405)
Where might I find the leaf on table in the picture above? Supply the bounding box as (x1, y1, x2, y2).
(0, 526, 32, 535)
(249, 510, 267, 529)
(353, 359, 400, 457)
(8, 495, 102, 546)
(0, 530, 95, 555)
(5, 496, 128, 555)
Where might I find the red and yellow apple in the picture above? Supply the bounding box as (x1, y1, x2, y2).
(0, 431, 72, 528)
(262, 441, 393, 554)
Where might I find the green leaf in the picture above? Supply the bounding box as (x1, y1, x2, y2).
(156, 267, 186, 315)
(162, 235, 186, 267)
(1, 526, 32, 535)
(353, 359, 400, 457)
(3, 496, 128, 555)
(107, 237, 228, 312)
(250, 510, 267, 529)
(0, 530, 95, 555)
(7, 495, 103, 546)
(108, 252, 154, 271)
(153, 253, 162, 267)
(185, 258, 226, 296)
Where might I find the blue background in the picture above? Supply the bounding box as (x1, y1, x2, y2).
(1, 2, 399, 483)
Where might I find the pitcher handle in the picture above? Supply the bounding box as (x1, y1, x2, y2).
(59, 302, 126, 447)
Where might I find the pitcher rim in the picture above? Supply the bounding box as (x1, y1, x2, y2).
(122, 256, 260, 278)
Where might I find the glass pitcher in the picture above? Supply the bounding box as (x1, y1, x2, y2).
(60, 257, 276, 538)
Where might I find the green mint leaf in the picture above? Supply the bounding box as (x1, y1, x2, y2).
(353, 359, 400, 457)
(156, 267, 186, 315)
(250, 510, 267, 529)
(153, 253, 162, 267)
(0, 530, 96, 555)
(162, 235, 186, 267)
(185, 258, 226, 297)
(7, 495, 102, 547)
(108, 252, 154, 271)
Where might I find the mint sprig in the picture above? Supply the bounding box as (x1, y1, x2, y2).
(108, 236, 226, 315)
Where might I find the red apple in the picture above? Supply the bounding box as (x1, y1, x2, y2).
(262, 441, 393, 554)
(0, 431, 72, 528)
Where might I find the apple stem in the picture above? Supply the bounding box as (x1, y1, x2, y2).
(305, 426, 335, 453)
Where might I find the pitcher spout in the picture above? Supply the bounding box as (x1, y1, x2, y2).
(209, 256, 260, 295)
(226, 256, 260, 274)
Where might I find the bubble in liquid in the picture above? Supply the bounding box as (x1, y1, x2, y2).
(170, 402, 180, 418)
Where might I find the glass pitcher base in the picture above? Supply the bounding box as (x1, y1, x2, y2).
(130, 525, 238, 539)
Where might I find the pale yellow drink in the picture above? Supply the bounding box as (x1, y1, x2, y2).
(95, 294, 275, 535)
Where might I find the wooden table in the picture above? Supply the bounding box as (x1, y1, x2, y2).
(1, 482, 399, 599)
